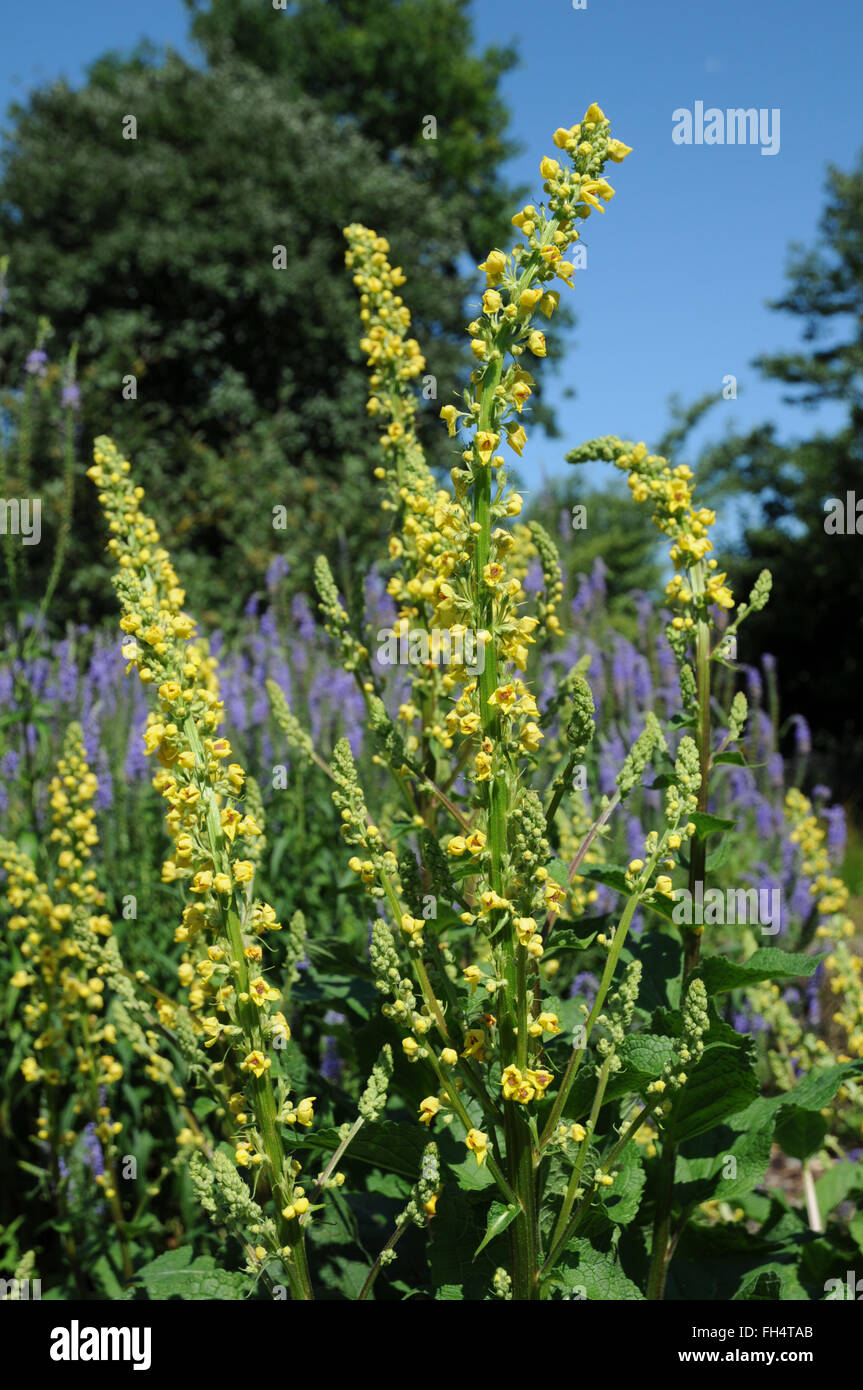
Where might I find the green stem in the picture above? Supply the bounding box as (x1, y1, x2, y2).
(549, 1053, 613, 1253)
(683, 584, 712, 980)
(539, 886, 642, 1150)
(649, 581, 713, 1299)
(542, 1099, 662, 1277)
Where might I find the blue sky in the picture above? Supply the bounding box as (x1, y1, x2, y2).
(1, 0, 861, 508)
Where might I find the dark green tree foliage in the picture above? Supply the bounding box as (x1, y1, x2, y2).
(0, 2, 549, 622)
(186, 0, 521, 262)
(693, 153, 863, 798)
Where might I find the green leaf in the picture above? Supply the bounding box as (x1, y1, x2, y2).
(474, 1202, 519, 1256)
(814, 1160, 861, 1222)
(773, 1105, 829, 1161)
(705, 836, 734, 873)
(428, 1190, 497, 1298)
(547, 857, 571, 890)
(598, 1142, 645, 1226)
(91, 1255, 128, 1300)
(282, 1121, 426, 1179)
(136, 1249, 253, 1300)
(713, 751, 747, 767)
(555, 1238, 644, 1300)
(580, 864, 676, 922)
(451, 1155, 496, 1192)
(700, 948, 822, 995)
(689, 811, 736, 839)
(732, 1263, 809, 1301)
(617, 1032, 679, 1083)
(731, 1061, 863, 1138)
(677, 1121, 774, 1204)
(668, 712, 698, 730)
(849, 1211, 863, 1254)
(669, 1041, 759, 1142)
(545, 927, 598, 953)
(565, 1032, 678, 1122)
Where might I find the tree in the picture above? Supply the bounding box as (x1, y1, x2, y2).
(0, 3, 560, 623)
(692, 152, 863, 802)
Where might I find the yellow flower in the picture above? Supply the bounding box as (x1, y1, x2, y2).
(506, 424, 527, 456)
(706, 572, 734, 609)
(514, 917, 537, 947)
(539, 156, 562, 180)
(488, 684, 517, 715)
(295, 1097, 316, 1127)
(463, 965, 483, 995)
(475, 430, 500, 465)
(526, 1068, 553, 1095)
(478, 250, 506, 285)
(461, 1029, 486, 1061)
(479, 889, 510, 914)
(502, 1065, 535, 1104)
(527, 330, 547, 357)
(465, 1128, 489, 1166)
(465, 830, 487, 855)
(241, 1051, 271, 1078)
(248, 977, 280, 1007)
(418, 1096, 441, 1126)
(545, 880, 566, 911)
(519, 722, 543, 752)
